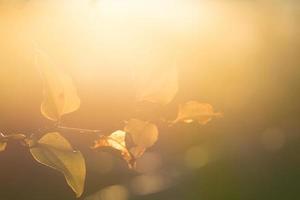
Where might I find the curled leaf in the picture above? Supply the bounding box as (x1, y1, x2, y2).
(0, 142, 7, 152)
(93, 121, 159, 169)
(92, 130, 135, 168)
(174, 101, 222, 125)
(30, 132, 86, 197)
(124, 119, 159, 148)
(36, 50, 80, 121)
(93, 130, 128, 155)
(135, 67, 178, 105)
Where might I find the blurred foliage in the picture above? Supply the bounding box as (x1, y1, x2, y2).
(0, 0, 300, 200)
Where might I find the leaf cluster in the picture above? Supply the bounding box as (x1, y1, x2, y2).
(0, 50, 222, 198)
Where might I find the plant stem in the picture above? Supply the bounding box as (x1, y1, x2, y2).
(56, 125, 102, 135)
(0, 132, 26, 141)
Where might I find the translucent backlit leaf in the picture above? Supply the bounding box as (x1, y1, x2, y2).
(174, 101, 222, 125)
(36, 50, 80, 121)
(93, 130, 127, 153)
(93, 123, 159, 169)
(124, 119, 158, 148)
(93, 130, 149, 169)
(92, 130, 134, 168)
(30, 132, 86, 197)
(0, 142, 7, 152)
(136, 67, 178, 105)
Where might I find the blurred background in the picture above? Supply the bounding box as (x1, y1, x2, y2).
(0, 0, 300, 199)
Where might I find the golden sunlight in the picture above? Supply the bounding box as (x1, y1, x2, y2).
(0, 0, 299, 199)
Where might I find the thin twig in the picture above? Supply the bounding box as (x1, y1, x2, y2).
(0, 131, 27, 142)
(56, 125, 102, 135)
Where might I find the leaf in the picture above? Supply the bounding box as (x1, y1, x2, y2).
(135, 67, 178, 105)
(174, 101, 222, 125)
(124, 119, 159, 148)
(130, 146, 146, 159)
(93, 130, 127, 153)
(30, 132, 86, 197)
(36, 50, 80, 121)
(92, 130, 134, 168)
(92, 125, 158, 169)
(0, 142, 7, 152)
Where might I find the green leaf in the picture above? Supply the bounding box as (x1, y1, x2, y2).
(35, 50, 80, 121)
(30, 132, 86, 197)
(0, 142, 7, 152)
(124, 119, 159, 148)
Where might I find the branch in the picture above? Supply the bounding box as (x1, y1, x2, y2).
(56, 125, 102, 135)
(0, 132, 27, 142)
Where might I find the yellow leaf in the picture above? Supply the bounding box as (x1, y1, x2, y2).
(135, 67, 178, 105)
(93, 130, 127, 152)
(124, 119, 159, 148)
(0, 142, 7, 152)
(30, 132, 86, 197)
(36, 50, 80, 121)
(92, 130, 134, 168)
(174, 101, 222, 125)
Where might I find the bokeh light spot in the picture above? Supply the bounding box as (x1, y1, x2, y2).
(86, 185, 129, 200)
(185, 146, 209, 169)
(130, 174, 169, 195)
(135, 152, 162, 173)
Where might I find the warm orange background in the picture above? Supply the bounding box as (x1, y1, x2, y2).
(0, 1, 300, 200)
